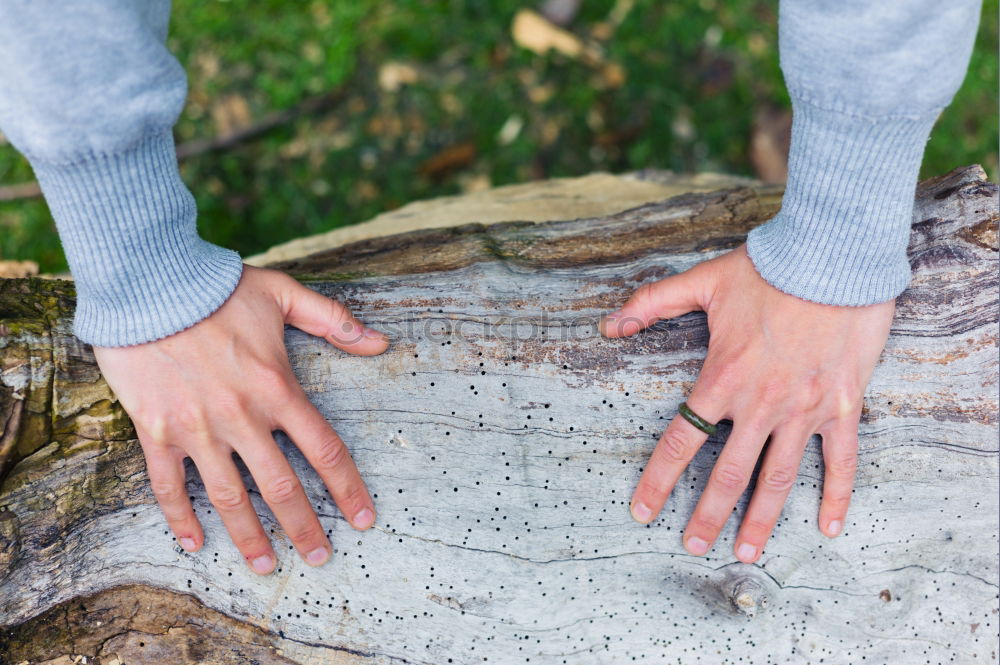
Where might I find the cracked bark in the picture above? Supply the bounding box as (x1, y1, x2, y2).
(0, 167, 997, 665)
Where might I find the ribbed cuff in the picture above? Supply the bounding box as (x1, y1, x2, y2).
(746, 100, 938, 306)
(32, 130, 244, 346)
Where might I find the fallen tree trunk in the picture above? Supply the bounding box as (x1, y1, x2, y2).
(0, 166, 997, 665)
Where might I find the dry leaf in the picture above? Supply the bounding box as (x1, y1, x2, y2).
(418, 143, 477, 179)
(528, 83, 555, 104)
(211, 93, 252, 137)
(497, 115, 524, 146)
(607, 0, 636, 27)
(378, 62, 420, 92)
(598, 62, 626, 88)
(192, 50, 220, 79)
(354, 180, 379, 202)
(512, 9, 584, 59)
(590, 21, 613, 40)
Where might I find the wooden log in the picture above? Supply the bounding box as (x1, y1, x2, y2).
(0, 166, 997, 665)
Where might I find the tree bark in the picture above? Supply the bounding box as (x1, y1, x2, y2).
(0, 166, 996, 665)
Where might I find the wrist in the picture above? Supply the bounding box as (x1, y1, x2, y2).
(33, 129, 243, 346)
(746, 99, 938, 306)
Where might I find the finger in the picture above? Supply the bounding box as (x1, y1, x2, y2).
(278, 275, 389, 356)
(143, 444, 203, 552)
(818, 418, 860, 538)
(280, 397, 376, 531)
(630, 392, 725, 526)
(733, 424, 812, 563)
(190, 446, 277, 575)
(600, 264, 710, 338)
(683, 420, 769, 556)
(237, 435, 333, 567)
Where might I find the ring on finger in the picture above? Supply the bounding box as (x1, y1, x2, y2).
(678, 401, 718, 435)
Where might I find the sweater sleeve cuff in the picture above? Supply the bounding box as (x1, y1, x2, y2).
(746, 99, 938, 306)
(32, 129, 244, 347)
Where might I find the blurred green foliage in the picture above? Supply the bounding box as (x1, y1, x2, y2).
(1, 0, 996, 273)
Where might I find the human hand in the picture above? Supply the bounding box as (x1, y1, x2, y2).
(93, 265, 389, 574)
(600, 244, 894, 563)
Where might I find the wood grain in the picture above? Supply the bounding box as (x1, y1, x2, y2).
(0, 167, 996, 665)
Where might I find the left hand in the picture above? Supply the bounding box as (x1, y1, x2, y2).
(600, 244, 894, 563)
(94, 266, 388, 574)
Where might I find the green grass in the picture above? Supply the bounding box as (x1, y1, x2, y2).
(1, 0, 996, 273)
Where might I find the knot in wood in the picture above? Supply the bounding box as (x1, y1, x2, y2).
(728, 575, 769, 619)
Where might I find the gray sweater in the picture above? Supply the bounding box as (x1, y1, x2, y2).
(0, 1, 983, 347)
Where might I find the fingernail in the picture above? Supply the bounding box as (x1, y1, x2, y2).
(827, 519, 842, 537)
(306, 546, 330, 566)
(631, 501, 653, 523)
(363, 327, 387, 340)
(685, 536, 710, 555)
(250, 554, 274, 574)
(179, 537, 197, 551)
(736, 542, 756, 561)
(353, 507, 375, 529)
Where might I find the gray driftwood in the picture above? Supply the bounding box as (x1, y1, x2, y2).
(0, 166, 997, 664)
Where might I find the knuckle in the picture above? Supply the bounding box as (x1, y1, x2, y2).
(210, 390, 246, 422)
(834, 389, 864, 420)
(262, 474, 302, 505)
(322, 306, 351, 339)
(706, 359, 742, 396)
(760, 466, 796, 492)
(340, 483, 369, 511)
(789, 381, 824, 417)
(741, 517, 776, 537)
(162, 508, 194, 525)
(757, 379, 787, 407)
(210, 484, 249, 512)
(150, 482, 185, 504)
(632, 282, 657, 309)
(270, 379, 300, 408)
(233, 532, 271, 555)
(824, 493, 852, 509)
(174, 404, 210, 433)
(827, 453, 859, 478)
(690, 513, 726, 534)
(268, 269, 298, 290)
(712, 462, 749, 492)
(636, 477, 670, 501)
(136, 418, 169, 447)
(252, 363, 289, 391)
(658, 430, 694, 463)
(313, 435, 350, 471)
(288, 524, 324, 545)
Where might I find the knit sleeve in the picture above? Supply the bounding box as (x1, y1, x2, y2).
(0, 0, 243, 346)
(745, 0, 982, 305)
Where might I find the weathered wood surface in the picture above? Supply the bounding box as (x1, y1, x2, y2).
(0, 166, 997, 664)
(244, 171, 757, 266)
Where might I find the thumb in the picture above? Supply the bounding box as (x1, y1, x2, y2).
(599, 265, 710, 338)
(278, 276, 389, 356)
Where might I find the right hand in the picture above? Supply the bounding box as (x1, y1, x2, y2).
(93, 265, 389, 575)
(600, 245, 893, 561)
